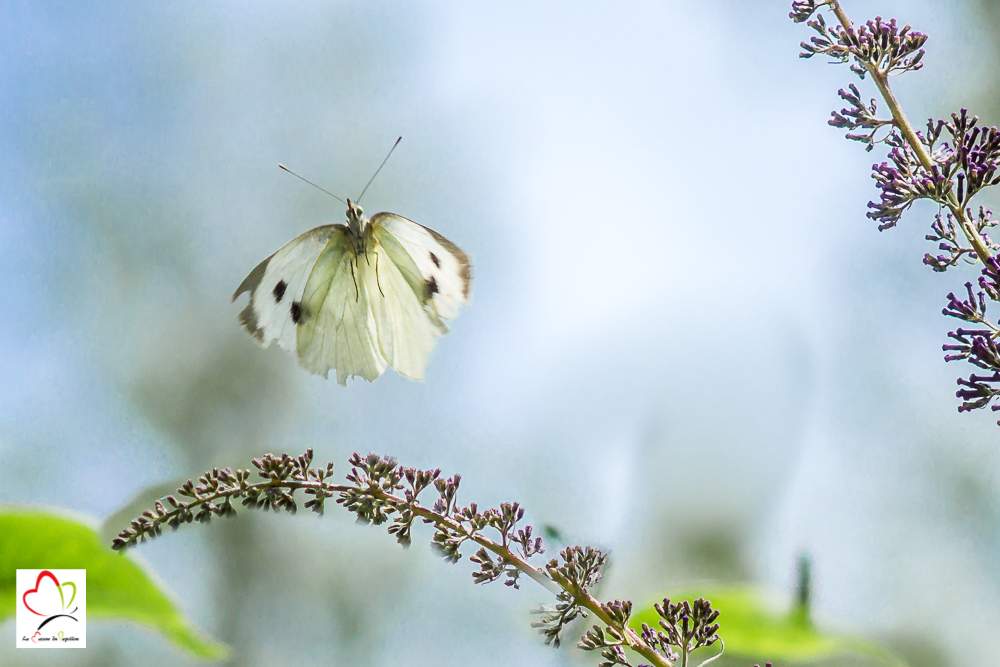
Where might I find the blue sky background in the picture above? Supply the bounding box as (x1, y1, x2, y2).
(2, 2, 999, 665)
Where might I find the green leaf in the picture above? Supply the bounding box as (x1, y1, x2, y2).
(0, 507, 227, 660)
(632, 586, 906, 665)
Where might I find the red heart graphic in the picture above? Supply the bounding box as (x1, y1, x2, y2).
(22, 570, 61, 617)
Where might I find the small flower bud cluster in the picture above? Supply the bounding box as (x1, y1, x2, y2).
(943, 259, 1000, 421)
(111, 449, 334, 550)
(829, 83, 891, 151)
(799, 14, 926, 78)
(640, 598, 720, 662)
(533, 546, 608, 646)
(866, 132, 947, 230)
(924, 209, 998, 272)
(940, 110, 1000, 206)
(579, 601, 643, 667)
(789, 1, 825, 24)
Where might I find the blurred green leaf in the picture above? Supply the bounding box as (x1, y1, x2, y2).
(0, 508, 227, 660)
(632, 587, 905, 665)
(542, 523, 565, 544)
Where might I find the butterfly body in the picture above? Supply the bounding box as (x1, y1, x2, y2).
(344, 199, 369, 256)
(234, 199, 470, 384)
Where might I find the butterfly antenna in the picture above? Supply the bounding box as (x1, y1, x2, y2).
(277, 163, 347, 205)
(357, 136, 402, 204)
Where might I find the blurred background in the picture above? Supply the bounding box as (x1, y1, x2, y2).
(3, 1, 999, 665)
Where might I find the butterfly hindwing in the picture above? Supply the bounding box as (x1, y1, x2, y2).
(370, 213, 471, 324)
(296, 231, 388, 384)
(363, 242, 441, 380)
(232, 225, 339, 352)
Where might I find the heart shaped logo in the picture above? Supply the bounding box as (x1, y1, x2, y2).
(21, 570, 76, 617)
(16, 568, 87, 649)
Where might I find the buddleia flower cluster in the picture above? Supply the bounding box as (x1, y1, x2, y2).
(790, 0, 1000, 424)
(112, 449, 724, 667)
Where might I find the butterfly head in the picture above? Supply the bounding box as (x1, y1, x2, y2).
(346, 198, 366, 236)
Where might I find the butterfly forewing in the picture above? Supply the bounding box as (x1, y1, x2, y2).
(232, 225, 338, 351)
(370, 213, 471, 323)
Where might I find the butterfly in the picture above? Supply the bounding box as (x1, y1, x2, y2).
(233, 139, 471, 385)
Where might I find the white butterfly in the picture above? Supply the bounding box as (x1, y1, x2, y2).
(233, 144, 471, 385)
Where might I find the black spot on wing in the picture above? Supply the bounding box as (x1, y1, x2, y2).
(425, 275, 439, 299)
(423, 226, 472, 299)
(429, 251, 441, 268)
(273, 280, 287, 302)
(290, 301, 303, 324)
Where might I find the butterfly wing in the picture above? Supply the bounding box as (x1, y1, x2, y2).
(362, 242, 443, 380)
(232, 225, 340, 352)
(296, 232, 388, 384)
(369, 213, 471, 326)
